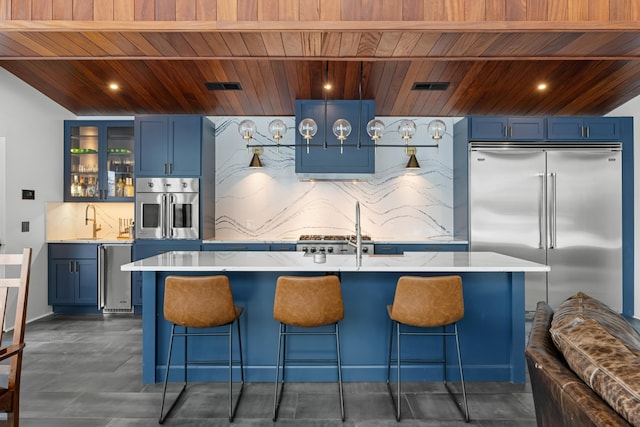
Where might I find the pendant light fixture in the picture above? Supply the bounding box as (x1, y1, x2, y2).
(298, 118, 318, 153)
(366, 119, 385, 145)
(235, 61, 449, 170)
(268, 119, 287, 153)
(398, 120, 417, 154)
(238, 119, 256, 143)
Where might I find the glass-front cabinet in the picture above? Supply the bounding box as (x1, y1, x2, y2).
(64, 120, 135, 201)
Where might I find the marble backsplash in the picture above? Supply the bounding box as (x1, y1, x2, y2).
(211, 116, 454, 241)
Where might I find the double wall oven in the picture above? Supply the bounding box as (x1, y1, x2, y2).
(135, 177, 199, 240)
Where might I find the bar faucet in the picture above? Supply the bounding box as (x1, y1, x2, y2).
(85, 204, 102, 239)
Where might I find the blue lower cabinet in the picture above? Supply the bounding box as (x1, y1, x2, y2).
(374, 245, 401, 255)
(132, 241, 202, 305)
(269, 244, 296, 251)
(375, 243, 468, 254)
(202, 243, 296, 252)
(202, 243, 269, 251)
(48, 243, 99, 313)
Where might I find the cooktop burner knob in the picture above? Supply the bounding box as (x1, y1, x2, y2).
(301, 246, 308, 253)
(362, 247, 369, 253)
(319, 247, 326, 253)
(310, 247, 317, 253)
(327, 247, 334, 253)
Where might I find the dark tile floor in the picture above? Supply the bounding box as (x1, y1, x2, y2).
(11, 314, 536, 426)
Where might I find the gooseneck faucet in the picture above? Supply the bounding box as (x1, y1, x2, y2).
(355, 201, 362, 264)
(85, 204, 102, 239)
(347, 201, 363, 267)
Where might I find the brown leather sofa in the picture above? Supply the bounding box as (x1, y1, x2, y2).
(525, 301, 631, 427)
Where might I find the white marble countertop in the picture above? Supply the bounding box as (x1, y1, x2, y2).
(121, 251, 549, 273)
(48, 238, 134, 244)
(201, 239, 468, 245)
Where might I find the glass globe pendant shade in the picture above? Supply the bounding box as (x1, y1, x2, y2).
(332, 119, 352, 141)
(238, 119, 257, 142)
(427, 119, 447, 141)
(366, 119, 385, 141)
(398, 120, 416, 141)
(268, 119, 287, 141)
(298, 118, 318, 140)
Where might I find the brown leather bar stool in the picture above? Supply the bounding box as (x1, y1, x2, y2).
(386, 275, 469, 422)
(159, 275, 244, 424)
(272, 275, 345, 421)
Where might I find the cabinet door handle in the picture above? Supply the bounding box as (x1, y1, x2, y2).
(69, 261, 73, 273)
(581, 126, 585, 138)
(586, 126, 590, 139)
(168, 163, 172, 174)
(504, 125, 508, 138)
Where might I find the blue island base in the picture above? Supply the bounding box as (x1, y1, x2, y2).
(142, 270, 525, 385)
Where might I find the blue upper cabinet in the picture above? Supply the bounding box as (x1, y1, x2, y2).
(295, 100, 375, 175)
(547, 117, 621, 141)
(64, 120, 134, 202)
(469, 116, 545, 141)
(135, 115, 204, 177)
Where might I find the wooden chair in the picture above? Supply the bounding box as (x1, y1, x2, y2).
(0, 248, 32, 427)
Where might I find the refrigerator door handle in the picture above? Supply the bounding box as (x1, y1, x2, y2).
(97, 245, 105, 310)
(539, 172, 546, 249)
(549, 172, 557, 249)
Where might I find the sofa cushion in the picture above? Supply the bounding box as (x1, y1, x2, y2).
(551, 292, 640, 350)
(550, 292, 640, 426)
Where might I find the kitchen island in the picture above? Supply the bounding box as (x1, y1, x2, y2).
(122, 251, 549, 385)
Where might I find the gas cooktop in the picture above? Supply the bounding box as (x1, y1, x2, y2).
(296, 234, 374, 255)
(298, 234, 372, 242)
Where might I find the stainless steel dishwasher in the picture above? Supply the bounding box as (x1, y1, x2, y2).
(98, 244, 133, 313)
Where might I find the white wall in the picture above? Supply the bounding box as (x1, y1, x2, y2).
(0, 67, 75, 326)
(606, 101, 640, 317)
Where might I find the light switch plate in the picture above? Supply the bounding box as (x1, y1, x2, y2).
(22, 189, 35, 200)
(21, 221, 29, 232)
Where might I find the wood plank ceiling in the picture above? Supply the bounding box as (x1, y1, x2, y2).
(1, 28, 640, 116)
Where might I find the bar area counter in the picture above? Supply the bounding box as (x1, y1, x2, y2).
(122, 251, 549, 385)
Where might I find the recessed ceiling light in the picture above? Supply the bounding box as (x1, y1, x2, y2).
(537, 83, 548, 91)
(109, 83, 119, 90)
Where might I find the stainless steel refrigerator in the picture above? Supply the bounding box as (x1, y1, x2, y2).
(469, 143, 622, 313)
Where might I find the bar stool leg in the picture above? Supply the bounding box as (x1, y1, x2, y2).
(227, 318, 245, 422)
(335, 323, 345, 421)
(386, 320, 401, 421)
(453, 324, 469, 422)
(272, 322, 285, 421)
(159, 324, 187, 424)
